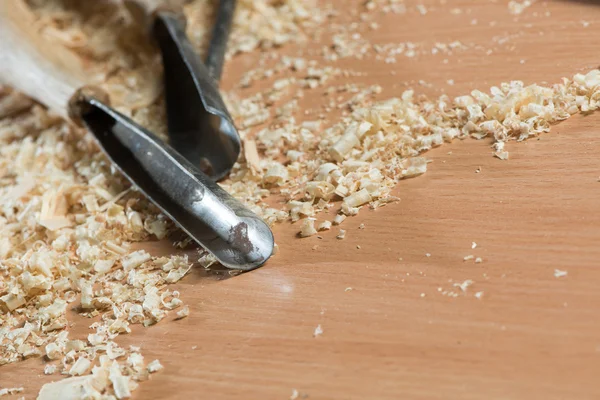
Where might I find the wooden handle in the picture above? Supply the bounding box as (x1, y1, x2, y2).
(0, 0, 106, 121)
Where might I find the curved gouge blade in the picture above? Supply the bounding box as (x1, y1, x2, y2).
(152, 11, 240, 181)
(77, 97, 274, 271)
(205, 0, 237, 82)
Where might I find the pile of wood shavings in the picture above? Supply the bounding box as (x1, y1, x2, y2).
(0, 87, 200, 398)
(221, 68, 600, 237)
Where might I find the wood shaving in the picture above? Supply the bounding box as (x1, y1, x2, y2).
(290, 389, 300, 400)
(554, 269, 568, 278)
(109, 360, 132, 399)
(37, 376, 91, 400)
(0, 388, 24, 397)
(175, 305, 190, 320)
(38, 188, 72, 231)
(313, 324, 323, 337)
(453, 279, 474, 292)
(333, 214, 346, 226)
(44, 364, 57, 375)
(494, 150, 510, 160)
(243, 139, 262, 174)
(299, 219, 317, 237)
(146, 359, 164, 373)
(68, 356, 91, 376)
(508, 1, 533, 15)
(317, 221, 332, 231)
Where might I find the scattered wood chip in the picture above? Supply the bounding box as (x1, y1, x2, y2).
(494, 151, 510, 160)
(175, 305, 190, 320)
(299, 219, 317, 237)
(554, 269, 568, 278)
(0, 388, 24, 397)
(147, 360, 164, 373)
(333, 214, 346, 225)
(243, 139, 262, 174)
(68, 357, 91, 376)
(38, 189, 72, 231)
(318, 221, 332, 231)
(44, 364, 57, 375)
(37, 376, 91, 400)
(313, 325, 323, 337)
(453, 279, 474, 292)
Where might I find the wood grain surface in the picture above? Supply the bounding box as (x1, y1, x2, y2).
(4, 0, 600, 398)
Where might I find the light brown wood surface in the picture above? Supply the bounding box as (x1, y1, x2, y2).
(4, 0, 600, 398)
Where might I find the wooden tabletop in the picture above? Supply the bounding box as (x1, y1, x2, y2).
(4, 0, 600, 398)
